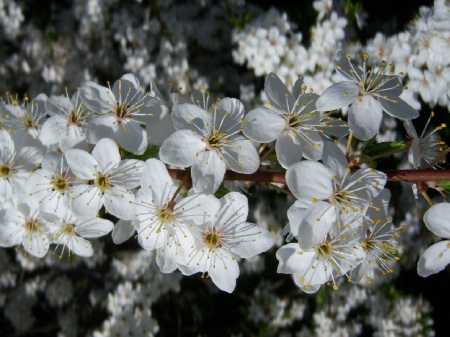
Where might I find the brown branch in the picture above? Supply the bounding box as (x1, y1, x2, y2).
(168, 168, 450, 185)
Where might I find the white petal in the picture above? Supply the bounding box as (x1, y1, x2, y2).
(80, 81, 116, 114)
(86, 115, 119, 144)
(0, 130, 14, 159)
(23, 230, 50, 257)
(111, 159, 143, 189)
(39, 115, 67, 145)
(141, 158, 174, 199)
(322, 141, 348, 181)
(146, 112, 176, 147)
(276, 243, 315, 274)
(265, 73, 293, 114)
(62, 235, 93, 257)
(217, 98, 245, 135)
(174, 193, 221, 226)
(348, 168, 386, 203)
(286, 161, 333, 202)
(221, 136, 260, 173)
(0, 209, 23, 246)
(159, 130, 206, 167)
(424, 203, 450, 238)
(172, 103, 210, 134)
(191, 151, 226, 194)
(287, 201, 308, 238)
(104, 189, 135, 220)
(209, 251, 240, 293)
(92, 138, 121, 172)
(417, 240, 450, 277)
(117, 121, 148, 155)
(299, 130, 323, 161)
(227, 222, 274, 258)
(243, 107, 285, 143)
(379, 95, 419, 120)
(65, 150, 98, 179)
(76, 217, 114, 238)
(70, 185, 103, 217)
(276, 132, 302, 168)
(316, 82, 360, 111)
(297, 201, 335, 250)
(348, 95, 383, 141)
(112, 219, 136, 244)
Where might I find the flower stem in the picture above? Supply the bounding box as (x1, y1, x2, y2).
(421, 191, 435, 207)
(170, 175, 190, 202)
(346, 132, 353, 157)
(258, 143, 268, 154)
(260, 146, 276, 163)
(267, 182, 295, 198)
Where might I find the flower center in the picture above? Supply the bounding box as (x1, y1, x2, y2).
(24, 220, 42, 233)
(315, 242, 333, 262)
(0, 165, 11, 178)
(61, 222, 76, 236)
(94, 174, 110, 194)
(19, 115, 37, 131)
(51, 176, 69, 193)
(113, 101, 129, 119)
(156, 206, 174, 224)
(203, 231, 223, 249)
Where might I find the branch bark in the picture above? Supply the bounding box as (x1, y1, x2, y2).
(168, 168, 450, 185)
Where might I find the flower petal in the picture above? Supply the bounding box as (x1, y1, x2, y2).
(160, 130, 206, 168)
(316, 81, 360, 111)
(348, 94, 383, 141)
(418, 240, 450, 277)
(424, 203, 450, 238)
(191, 151, 226, 194)
(243, 107, 285, 143)
(286, 161, 333, 202)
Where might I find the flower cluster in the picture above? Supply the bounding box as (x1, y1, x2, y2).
(0, 0, 449, 335)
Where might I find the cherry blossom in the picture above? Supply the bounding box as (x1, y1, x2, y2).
(65, 138, 143, 219)
(418, 203, 450, 277)
(316, 51, 419, 140)
(179, 192, 274, 293)
(160, 97, 259, 194)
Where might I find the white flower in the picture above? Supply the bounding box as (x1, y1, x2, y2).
(276, 207, 365, 293)
(160, 97, 259, 194)
(179, 192, 274, 293)
(285, 141, 386, 235)
(349, 189, 402, 284)
(80, 74, 162, 154)
(403, 114, 447, 169)
(134, 159, 219, 272)
(46, 209, 114, 258)
(25, 152, 79, 218)
(0, 130, 44, 200)
(243, 73, 324, 168)
(39, 90, 91, 152)
(418, 203, 450, 277)
(316, 51, 419, 140)
(0, 94, 47, 144)
(0, 195, 50, 257)
(65, 138, 143, 219)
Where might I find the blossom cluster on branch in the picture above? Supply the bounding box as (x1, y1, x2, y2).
(0, 0, 448, 336)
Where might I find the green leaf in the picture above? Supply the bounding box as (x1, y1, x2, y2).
(362, 141, 405, 158)
(437, 180, 450, 194)
(121, 147, 159, 161)
(215, 185, 230, 198)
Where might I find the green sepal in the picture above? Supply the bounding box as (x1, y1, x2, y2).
(437, 180, 450, 194)
(215, 185, 230, 198)
(362, 140, 405, 158)
(121, 147, 159, 161)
